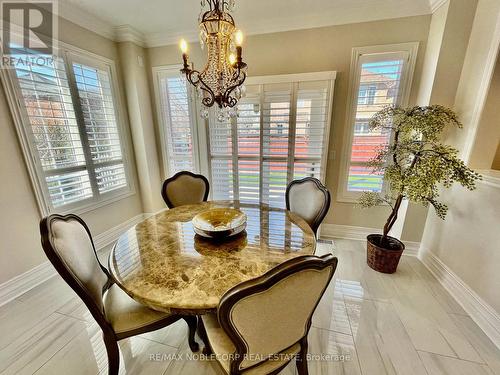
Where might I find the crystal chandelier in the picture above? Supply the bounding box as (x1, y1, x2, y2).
(179, 0, 247, 120)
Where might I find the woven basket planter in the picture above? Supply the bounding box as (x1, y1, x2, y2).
(366, 234, 405, 274)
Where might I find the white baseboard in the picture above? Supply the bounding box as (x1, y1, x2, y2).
(320, 224, 419, 256)
(0, 261, 56, 307)
(419, 248, 500, 349)
(0, 213, 146, 307)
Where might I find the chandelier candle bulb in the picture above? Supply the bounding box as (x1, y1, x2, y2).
(180, 39, 189, 68)
(235, 30, 244, 46)
(180, 39, 188, 53)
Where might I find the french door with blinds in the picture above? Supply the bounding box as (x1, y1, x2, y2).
(209, 73, 335, 207)
(155, 70, 335, 208)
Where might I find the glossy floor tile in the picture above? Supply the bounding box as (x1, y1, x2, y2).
(0, 239, 498, 375)
(418, 350, 494, 375)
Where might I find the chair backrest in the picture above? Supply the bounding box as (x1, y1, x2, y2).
(40, 214, 111, 327)
(161, 171, 210, 208)
(285, 177, 331, 235)
(218, 254, 337, 373)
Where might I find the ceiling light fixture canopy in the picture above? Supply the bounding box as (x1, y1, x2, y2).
(180, 0, 247, 120)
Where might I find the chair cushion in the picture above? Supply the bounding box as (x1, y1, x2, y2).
(202, 314, 300, 374)
(103, 284, 173, 334)
(51, 218, 108, 312)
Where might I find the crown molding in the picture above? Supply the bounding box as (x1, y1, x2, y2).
(145, 29, 199, 48)
(58, 1, 435, 48)
(114, 25, 146, 47)
(144, 7, 432, 48)
(58, 2, 115, 40)
(429, 0, 448, 13)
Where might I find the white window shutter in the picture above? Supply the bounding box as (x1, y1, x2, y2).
(207, 74, 335, 208)
(158, 74, 196, 175)
(14, 51, 93, 208)
(10, 46, 131, 211)
(72, 62, 127, 195)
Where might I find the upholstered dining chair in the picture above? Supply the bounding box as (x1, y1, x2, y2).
(198, 254, 338, 375)
(39, 214, 199, 375)
(162, 171, 210, 208)
(285, 177, 331, 237)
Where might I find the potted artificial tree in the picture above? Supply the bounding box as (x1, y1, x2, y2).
(359, 105, 481, 274)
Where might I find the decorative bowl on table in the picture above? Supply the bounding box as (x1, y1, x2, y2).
(192, 208, 247, 239)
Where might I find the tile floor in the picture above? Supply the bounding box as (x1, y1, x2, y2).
(0, 239, 498, 375)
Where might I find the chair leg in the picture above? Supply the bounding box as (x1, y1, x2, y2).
(104, 334, 120, 375)
(197, 316, 213, 355)
(296, 337, 309, 375)
(182, 316, 200, 352)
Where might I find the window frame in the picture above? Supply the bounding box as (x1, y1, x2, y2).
(337, 42, 419, 203)
(0, 41, 135, 216)
(152, 64, 203, 180)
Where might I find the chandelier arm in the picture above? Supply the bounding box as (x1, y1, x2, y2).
(223, 71, 247, 108)
(186, 70, 217, 107)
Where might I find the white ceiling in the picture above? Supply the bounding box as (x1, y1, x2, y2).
(59, 0, 445, 47)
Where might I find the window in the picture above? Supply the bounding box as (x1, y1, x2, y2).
(339, 43, 418, 201)
(154, 66, 198, 175)
(354, 120, 370, 134)
(208, 73, 335, 207)
(358, 85, 377, 105)
(3, 44, 131, 213)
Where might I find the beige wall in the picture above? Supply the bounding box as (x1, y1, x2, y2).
(402, 0, 479, 242)
(421, 180, 500, 312)
(147, 15, 432, 239)
(493, 143, 500, 170)
(0, 18, 143, 284)
(420, 0, 500, 314)
(469, 55, 500, 170)
(427, 0, 479, 107)
(118, 42, 164, 213)
(416, 2, 449, 106)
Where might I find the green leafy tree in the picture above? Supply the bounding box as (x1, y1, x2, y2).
(359, 105, 481, 245)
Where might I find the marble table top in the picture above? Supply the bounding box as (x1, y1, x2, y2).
(109, 200, 316, 314)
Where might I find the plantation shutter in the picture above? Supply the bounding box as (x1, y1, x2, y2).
(293, 80, 330, 180)
(71, 60, 127, 194)
(157, 71, 197, 175)
(207, 73, 335, 208)
(9, 46, 131, 211)
(13, 49, 93, 208)
(209, 115, 235, 200)
(236, 85, 261, 204)
(261, 82, 292, 207)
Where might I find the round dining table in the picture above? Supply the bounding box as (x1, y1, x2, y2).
(108, 200, 316, 315)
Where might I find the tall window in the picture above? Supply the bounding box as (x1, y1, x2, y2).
(4, 45, 131, 213)
(339, 43, 418, 201)
(209, 73, 335, 207)
(155, 67, 198, 175)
